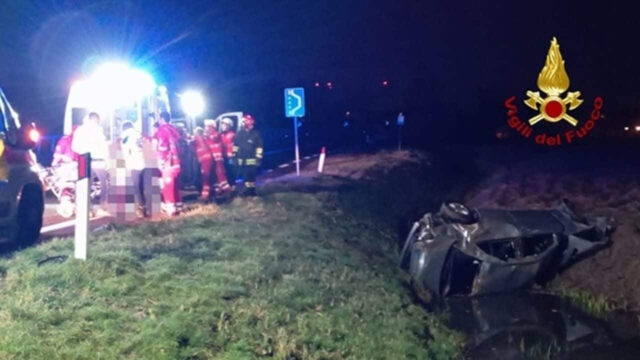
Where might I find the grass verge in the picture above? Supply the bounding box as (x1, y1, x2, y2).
(0, 152, 463, 359)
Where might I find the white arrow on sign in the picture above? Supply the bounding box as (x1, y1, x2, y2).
(287, 89, 302, 117)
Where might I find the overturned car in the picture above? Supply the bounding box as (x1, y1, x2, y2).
(399, 201, 614, 299)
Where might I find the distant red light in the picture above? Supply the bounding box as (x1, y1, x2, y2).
(314, 82, 320, 87)
(326, 82, 333, 87)
(382, 80, 389, 86)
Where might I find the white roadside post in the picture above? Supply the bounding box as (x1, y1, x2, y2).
(75, 153, 91, 260)
(317, 147, 326, 173)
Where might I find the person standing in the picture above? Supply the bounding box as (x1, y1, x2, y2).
(204, 120, 231, 197)
(120, 121, 146, 217)
(192, 126, 214, 200)
(233, 114, 263, 197)
(71, 112, 109, 160)
(71, 112, 109, 209)
(154, 111, 182, 216)
(219, 117, 236, 188)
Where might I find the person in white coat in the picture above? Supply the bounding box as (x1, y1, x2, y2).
(71, 112, 109, 207)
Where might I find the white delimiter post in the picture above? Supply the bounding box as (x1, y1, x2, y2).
(75, 153, 90, 260)
(317, 147, 326, 173)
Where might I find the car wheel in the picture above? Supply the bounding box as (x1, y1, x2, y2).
(440, 202, 477, 224)
(15, 185, 44, 247)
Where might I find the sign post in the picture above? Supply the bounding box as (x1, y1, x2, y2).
(75, 153, 91, 260)
(285, 87, 305, 176)
(397, 112, 405, 151)
(293, 117, 300, 176)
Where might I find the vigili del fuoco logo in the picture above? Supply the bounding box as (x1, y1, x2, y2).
(504, 37, 603, 146)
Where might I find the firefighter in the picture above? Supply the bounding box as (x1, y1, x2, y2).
(192, 126, 214, 200)
(233, 114, 263, 196)
(154, 111, 182, 216)
(204, 120, 231, 197)
(219, 117, 236, 188)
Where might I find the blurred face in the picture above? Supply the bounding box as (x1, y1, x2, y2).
(88, 114, 100, 125)
(220, 123, 230, 132)
(244, 120, 254, 131)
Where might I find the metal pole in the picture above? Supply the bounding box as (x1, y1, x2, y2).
(398, 125, 402, 151)
(294, 116, 300, 176)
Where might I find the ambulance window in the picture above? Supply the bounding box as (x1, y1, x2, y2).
(71, 108, 88, 128)
(229, 116, 240, 131)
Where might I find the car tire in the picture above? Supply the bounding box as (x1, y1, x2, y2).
(440, 202, 477, 224)
(15, 185, 44, 247)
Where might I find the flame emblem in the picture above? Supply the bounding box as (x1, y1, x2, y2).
(524, 37, 583, 126)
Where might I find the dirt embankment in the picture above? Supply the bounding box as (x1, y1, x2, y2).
(462, 147, 640, 310)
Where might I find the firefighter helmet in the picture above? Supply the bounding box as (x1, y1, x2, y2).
(204, 119, 216, 128)
(221, 117, 233, 126)
(243, 114, 255, 130)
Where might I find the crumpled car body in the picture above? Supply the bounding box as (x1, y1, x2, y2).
(399, 202, 614, 298)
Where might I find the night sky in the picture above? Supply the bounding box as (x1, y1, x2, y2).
(0, 0, 638, 137)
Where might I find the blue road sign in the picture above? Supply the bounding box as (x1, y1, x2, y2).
(284, 87, 305, 118)
(397, 112, 405, 126)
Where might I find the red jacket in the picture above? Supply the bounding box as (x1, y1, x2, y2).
(154, 124, 181, 166)
(220, 130, 235, 159)
(192, 134, 212, 163)
(205, 128, 223, 162)
(52, 134, 78, 167)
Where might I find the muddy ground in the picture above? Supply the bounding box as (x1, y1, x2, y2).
(461, 144, 640, 310)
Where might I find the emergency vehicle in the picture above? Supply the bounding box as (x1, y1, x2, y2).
(63, 63, 170, 140)
(58, 62, 246, 194)
(0, 87, 44, 246)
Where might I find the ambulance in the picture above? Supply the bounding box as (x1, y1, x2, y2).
(60, 62, 246, 192)
(63, 62, 170, 140)
(0, 87, 44, 246)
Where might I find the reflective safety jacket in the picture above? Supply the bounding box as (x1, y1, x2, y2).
(192, 134, 212, 163)
(233, 129, 263, 166)
(154, 123, 181, 167)
(204, 128, 224, 162)
(220, 130, 235, 159)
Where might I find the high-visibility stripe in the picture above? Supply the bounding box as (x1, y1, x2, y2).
(246, 159, 257, 165)
(233, 146, 239, 151)
(237, 159, 244, 165)
(245, 182, 255, 188)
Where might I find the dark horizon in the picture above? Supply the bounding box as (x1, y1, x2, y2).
(0, 0, 639, 138)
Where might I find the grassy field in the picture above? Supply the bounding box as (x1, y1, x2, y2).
(0, 151, 463, 359)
